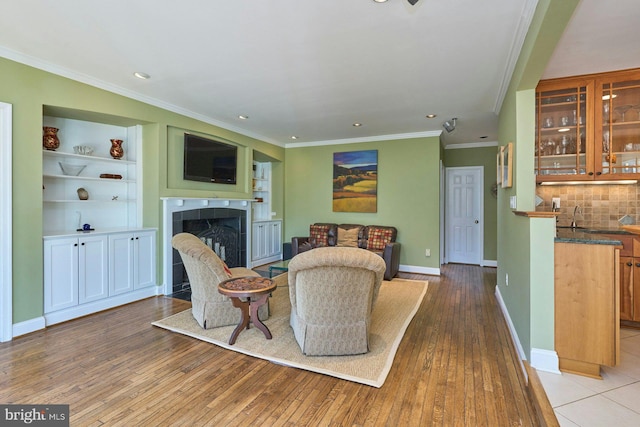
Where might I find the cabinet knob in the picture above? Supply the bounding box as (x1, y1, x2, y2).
(74, 243, 78, 247)
(81, 242, 85, 246)
(635, 263, 640, 267)
(131, 238, 134, 241)
(627, 262, 633, 266)
(596, 171, 602, 176)
(588, 172, 594, 176)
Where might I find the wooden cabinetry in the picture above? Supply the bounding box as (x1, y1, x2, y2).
(607, 233, 640, 324)
(251, 220, 282, 267)
(536, 68, 640, 183)
(554, 242, 620, 378)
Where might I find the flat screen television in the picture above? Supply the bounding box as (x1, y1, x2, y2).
(183, 133, 237, 184)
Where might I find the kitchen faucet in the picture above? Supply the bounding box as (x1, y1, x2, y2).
(571, 205, 582, 229)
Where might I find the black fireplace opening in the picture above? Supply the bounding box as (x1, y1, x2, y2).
(171, 208, 247, 299)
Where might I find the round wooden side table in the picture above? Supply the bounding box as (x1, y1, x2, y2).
(218, 276, 276, 345)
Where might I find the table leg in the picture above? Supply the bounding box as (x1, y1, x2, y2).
(250, 293, 272, 340)
(228, 297, 250, 345)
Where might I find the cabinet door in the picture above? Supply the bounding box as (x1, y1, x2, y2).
(134, 231, 156, 290)
(78, 235, 109, 304)
(596, 72, 640, 177)
(620, 256, 634, 321)
(536, 80, 593, 182)
(44, 237, 79, 313)
(269, 221, 282, 256)
(252, 223, 269, 260)
(109, 233, 135, 296)
(634, 261, 640, 322)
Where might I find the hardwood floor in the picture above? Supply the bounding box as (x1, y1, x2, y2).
(0, 264, 539, 426)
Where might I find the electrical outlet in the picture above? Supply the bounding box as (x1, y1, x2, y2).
(506, 273, 509, 286)
(425, 248, 431, 257)
(552, 197, 560, 209)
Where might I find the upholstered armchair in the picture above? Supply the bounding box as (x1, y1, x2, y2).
(288, 246, 387, 356)
(171, 233, 268, 329)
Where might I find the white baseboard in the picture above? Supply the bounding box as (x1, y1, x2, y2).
(483, 260, 497, 267)
(495, 285, 527, 378)
(13, 316, 46, 338)
(399, 264, 440, 276)
(531, 348, 560, 374)
(45, 287, 158, 326)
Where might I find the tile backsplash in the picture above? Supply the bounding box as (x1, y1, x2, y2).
(536, 184, 640, 229)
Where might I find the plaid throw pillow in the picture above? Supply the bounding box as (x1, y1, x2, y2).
(368, 227, 394, 251)
(309, 224, 331, 247)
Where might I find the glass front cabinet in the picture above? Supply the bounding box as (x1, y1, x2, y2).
(536, 69, 640, 183)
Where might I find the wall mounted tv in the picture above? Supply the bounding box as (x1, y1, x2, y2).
(183, 133, 237, 184)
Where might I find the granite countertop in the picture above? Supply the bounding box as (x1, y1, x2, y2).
(554, 227, 629, 245)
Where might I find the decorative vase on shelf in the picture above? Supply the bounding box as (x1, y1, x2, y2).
(109, 139, 124, 159)
(43, 127, 60, 151)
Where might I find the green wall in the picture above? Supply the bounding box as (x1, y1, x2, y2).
(497, 0, 580, 360)
(443, 145, 498, 261)
(284, 136, 441, 270)
(1, 56, 284, 324)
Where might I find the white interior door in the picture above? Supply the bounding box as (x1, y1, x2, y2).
(0, 102, 12, 342)
(446, 166, 483, 265)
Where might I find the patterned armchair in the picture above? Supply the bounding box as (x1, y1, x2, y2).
(171, 233, 268, 329)
(288, 246, 387, 356)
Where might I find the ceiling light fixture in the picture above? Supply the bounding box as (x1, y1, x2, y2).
(373, 0, 388, 3)
(442, 118, 457, 133)
(133, 72, 150, 80)
(290, 136, 299, 140)
(426, 114, 437, 118)
(353, 123, 362, 127)
(238, 115, 249, 120)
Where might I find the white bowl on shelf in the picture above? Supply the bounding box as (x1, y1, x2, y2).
(58, 162, 86, 176)
(73, 145, 94, 155)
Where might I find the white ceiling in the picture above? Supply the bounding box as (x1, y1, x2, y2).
(0, 0, 638, 148)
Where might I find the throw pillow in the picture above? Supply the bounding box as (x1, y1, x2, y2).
(368, 227, 394, 251)
(309, 224, 331, 247)
(337, 226, 360, 247)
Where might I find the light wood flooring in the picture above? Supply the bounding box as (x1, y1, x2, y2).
(0, 264, 540, 426)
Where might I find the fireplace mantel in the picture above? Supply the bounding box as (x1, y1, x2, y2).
(161, 197, 254, 295)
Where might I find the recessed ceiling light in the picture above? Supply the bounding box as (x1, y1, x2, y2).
(426, 114, 437, 118)
(373, 0, 388, 3)
(291, 136, 299, 140)
(353, 123, 362, 127)
(133, 72, 150, 80)
(238, 115, 249, 120)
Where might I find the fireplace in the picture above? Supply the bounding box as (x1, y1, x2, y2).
(171, 208, 246, 294)
(161, 198, 254, 296)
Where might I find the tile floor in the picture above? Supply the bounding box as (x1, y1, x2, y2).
(538, 328, 640, 426)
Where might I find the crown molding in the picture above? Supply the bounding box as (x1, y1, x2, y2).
(444, 141, 499, 150)
(0, 47, 284, 147)
(285, 130, 442, 149)
(493, 0, 539, 113)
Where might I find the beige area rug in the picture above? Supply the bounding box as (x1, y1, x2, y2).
(152, 276, 428, 388)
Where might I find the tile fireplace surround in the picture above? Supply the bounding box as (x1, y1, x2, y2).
(161, 197, 254, 295)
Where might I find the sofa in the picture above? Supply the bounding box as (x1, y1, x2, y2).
(288, 246, 387, 356)
(291, 223, 400, 280)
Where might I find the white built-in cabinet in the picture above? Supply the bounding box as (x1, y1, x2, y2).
(251, 220, 282, 267)
(251, 160, 282, 266)
(42, 108, 157, 325)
